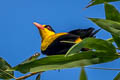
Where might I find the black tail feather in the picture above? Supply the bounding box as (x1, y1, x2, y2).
(89, 29, 101, 37)
(69, 27, 100, 39)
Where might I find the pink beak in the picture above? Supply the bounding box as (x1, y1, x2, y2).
(33, 22, 44, 30)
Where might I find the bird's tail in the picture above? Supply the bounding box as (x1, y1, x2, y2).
(69, 27, 101, 39)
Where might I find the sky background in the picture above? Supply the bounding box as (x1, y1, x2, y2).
(0, 0, 120, 80)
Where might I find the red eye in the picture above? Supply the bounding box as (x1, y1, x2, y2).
(47, 26, 51, 30)
(45, 26, 51, 30)
(44, 25, 55, 32)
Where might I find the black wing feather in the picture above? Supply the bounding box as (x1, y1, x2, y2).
(42, 34, 79, 55)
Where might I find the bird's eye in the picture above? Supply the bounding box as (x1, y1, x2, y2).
(45, 25, 51, 30)
(44, 25, 49, 28)
(44, 25, 55, 32)
(44, 25, 48, 28)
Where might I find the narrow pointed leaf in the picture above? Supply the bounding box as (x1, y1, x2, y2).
(105, 3, 120, 22)
(80, 67, 87, 80)
(104, 3, 120, 48)
(114, 72, 120, 80)
(112, 34, 120, 49)
(66, 38, 116, 56)
(106, 38, 114, 43)
(89, 18, 120, 36)
(86, 0, 120, 8)
(21, 53, 40, 64)
(65, 42, 82, 56)
(86, 67, 120, 71)
(8, 50, 119, 73)
(0, 57, 14, 79)
(36, 74, 41, 80)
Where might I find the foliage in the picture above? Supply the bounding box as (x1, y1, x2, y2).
(0, 0, 120, 80)
(79, 67, 87, 80)
(0, 57, 14, 79)
(86, 0, 120, 8)
(114, 72, 120, 80)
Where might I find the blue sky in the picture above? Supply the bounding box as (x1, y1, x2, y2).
(0, 0, 120, 80)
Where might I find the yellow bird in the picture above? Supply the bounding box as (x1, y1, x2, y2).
(33, 22, 100, 55)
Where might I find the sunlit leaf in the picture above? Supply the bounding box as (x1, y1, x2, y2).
(89, 18, 120, 36)
(80, 67, 87, 80)
(8, 50, 119, 73)
(89, 18, 120, 48)
(105, 3, 120, 22)
(104, 3, 120, 48)
(86, 0, 120, 8)
(106, 38, 114, 43)
(0, 57, 14, 79)
(114, 72, 120, 80)
(66, 38, 116, 56)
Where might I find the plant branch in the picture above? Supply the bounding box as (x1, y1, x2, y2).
(16, 71, 44, 80)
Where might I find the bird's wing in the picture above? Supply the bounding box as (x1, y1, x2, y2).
(41, 34, 80, 55)
(68, 27, 101, 39)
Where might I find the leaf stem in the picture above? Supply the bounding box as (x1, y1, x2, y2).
(16, 71, 44, 80)
(86, 67, 120, 71)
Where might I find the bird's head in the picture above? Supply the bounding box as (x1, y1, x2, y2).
(33, 22, 55, 40)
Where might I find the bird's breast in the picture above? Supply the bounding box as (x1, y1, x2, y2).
(41, 33, 68, 51)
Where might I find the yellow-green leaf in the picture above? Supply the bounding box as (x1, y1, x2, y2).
(21, 53, 40, 64)
(89, 18, 120, 36)
(80, 67, 87, 80)
(0, 57, 14, 79)
(66, 38, 116, 56)
(105, 3, 120, 22)
(104, 3, 120, 49)
(8, 51, 119, 73)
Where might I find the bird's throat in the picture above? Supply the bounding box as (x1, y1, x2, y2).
(41, 33, 68, 51)
(39, 28, 55, 40)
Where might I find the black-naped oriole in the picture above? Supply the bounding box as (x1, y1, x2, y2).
(33, 22, 100, 55)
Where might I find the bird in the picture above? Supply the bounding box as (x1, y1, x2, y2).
(33, 22, 100, 55)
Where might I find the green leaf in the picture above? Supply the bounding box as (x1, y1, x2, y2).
(8, 50, 119, 73)
(114, 72, 120, 80)
(65, 42, 82, 56)
(106, 38, 114, 43)
(21, 53, 40, 64)
(36, 74, 41, 80)
(86, 0, 120, 8)
(80, 67, 87, 80)
(105, 3, 120, 22)
(89, 18, 120, 48)
(0, 57, 14, 79)
(104, 3, 120, 48)
(66, 38, 116, 56)
(112, 34, 120, 49)
(89, 18, 120, 36)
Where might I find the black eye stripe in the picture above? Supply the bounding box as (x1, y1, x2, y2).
(44, 25, 55, 32)
(45, 25, 49, 28)
(44, 25, 51, 29)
